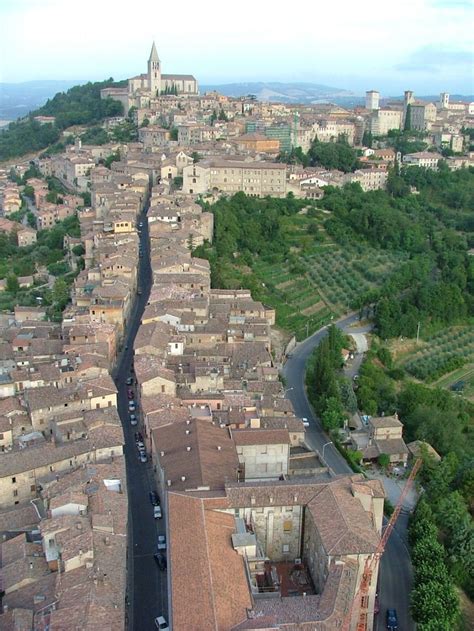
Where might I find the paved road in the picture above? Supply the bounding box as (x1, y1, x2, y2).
(111, 199, 168, 630)
(281, 315, 414, 631)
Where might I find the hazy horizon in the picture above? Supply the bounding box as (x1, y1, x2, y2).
(0, 0, 473, 94)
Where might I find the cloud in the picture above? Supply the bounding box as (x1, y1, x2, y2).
(429, 0, 472, 7)
(395, 45, 473, 72)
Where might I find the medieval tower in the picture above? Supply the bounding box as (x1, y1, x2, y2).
(148, 42, 161, 95)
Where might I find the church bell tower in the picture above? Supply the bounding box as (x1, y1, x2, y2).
(148, 42, 161, 95)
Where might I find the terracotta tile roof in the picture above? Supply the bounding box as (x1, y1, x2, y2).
(153, 418, 240, 491)
(232, 428, 290, 446)
(306, 479, 380, 555)
(369, 415, 402, 428)
(168, 493, 251, 631)
(0, 426, 123, 477)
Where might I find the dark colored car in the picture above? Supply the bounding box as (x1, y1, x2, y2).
(134, 431, 143, 443)
(149, 491, 160, 506)
(386, 608, 398, 630)
(154, 552, 167, 571)
(126, 377, 133, 386)
(127, 389, 134, 399)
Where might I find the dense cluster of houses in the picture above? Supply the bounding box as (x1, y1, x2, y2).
(0, 46, 471, 630)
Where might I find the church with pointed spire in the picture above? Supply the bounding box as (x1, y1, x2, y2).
(127, 42, 198, 97)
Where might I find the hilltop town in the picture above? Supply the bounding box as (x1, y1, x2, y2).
(0, 43, 472, 631)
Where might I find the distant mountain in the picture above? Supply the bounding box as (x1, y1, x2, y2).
(0, 80, 87, 121)
(200, 82, 354, 103)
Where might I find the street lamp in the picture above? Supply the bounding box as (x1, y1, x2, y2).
(322, 441, 333, 461)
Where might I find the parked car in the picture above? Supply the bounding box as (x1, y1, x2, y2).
(137, 288, 142, 295)
(139, 221, 144, 228)
(157, 534, 166, 550)
(154, 552, 167, 571)
(154, 616, 169, 631)
(128, 401, 136, 411)
(302, 417, 310, 428)
(149, 491, 160, 506)
(134, 431, 142, 443)
(127, 389, 134, 399)
(139, 452, 147, 463)
(386, 608, 398, 630)
(126, 377, 133, 386)
(129, 414, 137, 426)
(154, 505, 162, 519)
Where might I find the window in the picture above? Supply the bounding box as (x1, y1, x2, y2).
(11, 477, 16, 483)
(282, 544, 290, 553)
(0, 433, 3, 440)
(361, 595, 369, 608)
(283, 520, 293, 532)
(13, 490, 18, 497)
(260, 446, 267, 454)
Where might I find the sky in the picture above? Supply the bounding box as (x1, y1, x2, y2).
(0, 0, 473, 95)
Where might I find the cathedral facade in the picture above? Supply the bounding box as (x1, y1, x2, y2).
(128, 42, 199, 96)
(100, 42, 198, 113)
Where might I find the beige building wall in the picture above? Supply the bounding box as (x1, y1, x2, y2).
(183, 163, 287, 198)
(236, 442, 289, 479)
(237, 504, 303, 562)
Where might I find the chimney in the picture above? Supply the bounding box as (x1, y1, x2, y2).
(104, 536, 110, 546)
(160, 451, 165, 457)
(181, 475, 186, 482)
(29, 562, 34, 570)
(186, 419, 191, 425)
(217, 445, 221, 451)
(185, 430, 190, 435)
(167, 480, 171, 486)
(186, 446, 191, 451)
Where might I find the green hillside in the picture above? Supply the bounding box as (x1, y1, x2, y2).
(0, 78, 125, 161)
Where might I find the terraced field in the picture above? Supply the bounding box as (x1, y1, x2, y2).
(252, 238, 406, 340)
(396, 325, 474, 390)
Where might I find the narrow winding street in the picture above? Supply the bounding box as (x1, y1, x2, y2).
(111, 197, 168, 630)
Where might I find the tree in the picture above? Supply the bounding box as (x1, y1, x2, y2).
(23, 184, 35, 200)
(378, 453, 390, 469)
(26, 212, 36, 228)
(339, 377, 358, 414)
(140, 117, 150, 128)
(104, 152, 120, 169)
(72, 244, 85, 256)
(411, 579, 458, 627)
(6, 274, 19, 294)
(52, 278, 69, 308)
(362, 130, 373, 148)
(404, 104, 412, 131)
(169, 127, 178, 141)
(191, 151, 201, 163)
(321, 396, 345, 431)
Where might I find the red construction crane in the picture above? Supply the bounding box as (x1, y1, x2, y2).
(342, 458, 422, 631)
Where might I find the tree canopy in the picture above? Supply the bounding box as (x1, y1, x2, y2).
(0, 79, 125, 160)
